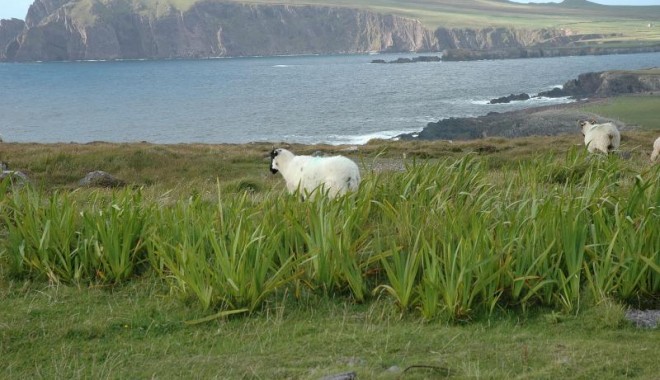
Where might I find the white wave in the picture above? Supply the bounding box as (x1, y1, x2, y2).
(273, 64, 290, 68)
(325, 128, 423, 145)
(469, 95, 575, 106)
(529, 96, 575, 104)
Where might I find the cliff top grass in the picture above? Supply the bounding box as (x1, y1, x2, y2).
(69, 0, 660, 43)
(579, 94, 660, 131)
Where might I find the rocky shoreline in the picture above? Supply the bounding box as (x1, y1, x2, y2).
(398, 100, 613, 141)
(401, 68, 660, 141)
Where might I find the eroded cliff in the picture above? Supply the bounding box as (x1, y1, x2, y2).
(0, 0, 634, 62)
(2, 0, 438, 61)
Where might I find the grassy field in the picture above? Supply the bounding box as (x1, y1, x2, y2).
(580, 95, 660, 130)
(1, 282, 658, 379)
(1, 96, 659, 378)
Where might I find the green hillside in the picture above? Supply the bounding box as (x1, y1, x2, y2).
(101, 0, 660, 41)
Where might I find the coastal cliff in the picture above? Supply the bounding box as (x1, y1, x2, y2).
(1, 0, 438, 61)
(3, 0, 658, 62)
(0, 0, 621, 62)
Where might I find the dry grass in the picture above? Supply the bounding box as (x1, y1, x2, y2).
(1, 129, 658, 196)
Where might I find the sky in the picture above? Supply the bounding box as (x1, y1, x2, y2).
(1, 0, 660, 20)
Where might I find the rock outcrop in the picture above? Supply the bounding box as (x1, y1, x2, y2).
(441, 44, 660, 61)
(371, 55, 441, 64)
(539, 68, 660, 99)
(78, 170, 125, 188)
(401, 104, 610, 141)
(0, 18, 25, 60)
(405, 69, 659, 141)
(489, 93, 530, 104)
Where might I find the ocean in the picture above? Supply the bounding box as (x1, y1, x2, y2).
(1, 52, 659, 145)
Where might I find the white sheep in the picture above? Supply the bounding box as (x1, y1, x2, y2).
(651, 136, 660, 162)
(579, 120, 621, 154)
(269, 148, 360, 199)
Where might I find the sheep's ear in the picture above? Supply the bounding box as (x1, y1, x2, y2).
(578, 120, 585, 127)
(270, 148, 279, 159)
(590, 119, 596, 124)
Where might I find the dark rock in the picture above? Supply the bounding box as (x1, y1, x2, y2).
(1, 170, 30, 187)
(405, 101, 619, 141)
(537, 87, 566, 98)
(540, 69, 660, 99)
(441, 43, 660, 62)
(625, 309, 660, 329)
(489, 93, 530, 104)
(412, 55, 441, 62)
(79, 171, 126, 188)
(320, 372, 357, 380)
(376, 55, 441, 64)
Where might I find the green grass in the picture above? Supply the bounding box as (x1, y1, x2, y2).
(1, 282, 658, 379)
(580, 95, 660, 130)
(1, 121, 659, 378)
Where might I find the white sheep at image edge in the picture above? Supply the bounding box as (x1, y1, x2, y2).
(269, 148, 360, 199)
(651, 136, 660, 162)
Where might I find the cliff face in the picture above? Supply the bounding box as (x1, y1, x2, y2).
(0, 1, 629, 62)
(0, 19, 26, 60)
(541, 69, 660, 98)
(435, 27, 569, 50)
(2, 1, 438, 61)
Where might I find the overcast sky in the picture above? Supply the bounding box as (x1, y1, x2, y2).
(510, 0, 660, 4)
(1, 0, 660, 20)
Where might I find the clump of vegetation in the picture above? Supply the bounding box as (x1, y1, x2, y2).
(2, 137, 659, 379)
(2, 146, 657, 322)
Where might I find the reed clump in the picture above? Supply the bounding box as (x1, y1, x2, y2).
(1, 147, 658, 322)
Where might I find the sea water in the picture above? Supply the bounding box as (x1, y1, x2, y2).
(1, 52, 659, 145)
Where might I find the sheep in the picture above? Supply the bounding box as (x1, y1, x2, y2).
(652, 136, 660, 162)
(269, 148, 360, 199)
(579, 120, 621, 154)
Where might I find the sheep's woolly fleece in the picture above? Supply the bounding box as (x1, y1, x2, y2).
(270, 148, 360, 198)
(579, 120, 621, 154)
(651, 136, 660, 162)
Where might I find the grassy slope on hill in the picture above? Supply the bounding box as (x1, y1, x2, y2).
(580, 95, 660, 130)
(74, 0, 660, 43)
(79, 0, 660, 41)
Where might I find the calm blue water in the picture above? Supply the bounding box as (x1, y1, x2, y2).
(1, 52, 659, 145)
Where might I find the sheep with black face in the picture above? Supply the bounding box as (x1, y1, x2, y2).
(270, 148, 360, 199)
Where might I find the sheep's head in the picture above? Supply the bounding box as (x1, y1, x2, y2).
(270, 148, 282, 174)
(578, 119, 596, 136)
